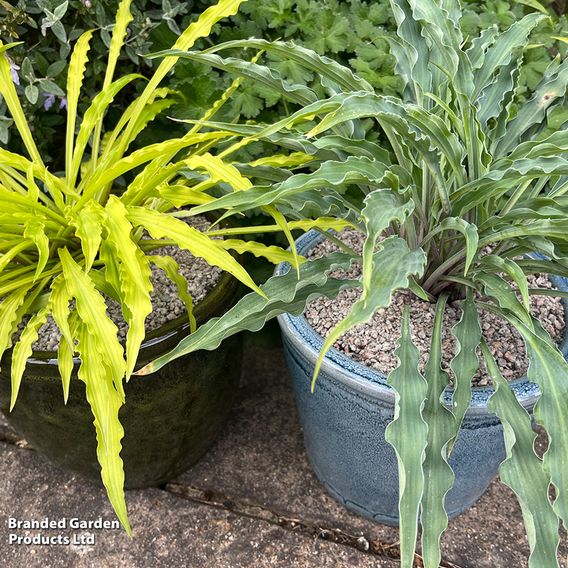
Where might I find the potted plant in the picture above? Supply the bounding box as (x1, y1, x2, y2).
(146, 0, 568, 564)
(0, 0, 320, 534)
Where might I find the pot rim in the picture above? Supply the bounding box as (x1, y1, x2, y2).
(276, 230, 568, 413)
(20, 268, 238, 367)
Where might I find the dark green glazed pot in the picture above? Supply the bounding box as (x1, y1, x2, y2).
(0, 271, 242, 488)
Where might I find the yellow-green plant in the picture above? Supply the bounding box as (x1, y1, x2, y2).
(0, 0, 328, 534)
(143, 0, 568, 564)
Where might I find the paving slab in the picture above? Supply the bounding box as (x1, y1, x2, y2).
(0, 344, 566, 567)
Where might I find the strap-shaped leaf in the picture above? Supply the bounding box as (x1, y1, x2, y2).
(137, 252, 357, 375)
(118, 0, 246, 151)
(66, 30, 93, 179)
(385, 306, 428, 568)
(447, 290, 480, 454)
(104, 196, 153, 379)
(195, 38, 373, 92)
(186, 152, 253, 191)
(483, 341, 560, 567)
(10, 303, 51, 407)
(421, 218, 478, 276)
(473, 13, 545, 98)
(0, 283, 34, 365)
(126, 207, 265, 298)
(218, 239, 301, 265)
(71, 201, 105, 271)
(313, 237, 426, 387)
(74, 320, 130, 535)
(154, 50, 318, 107)
(421, 295, 456, 568)
(512, 317, 568, 529)
(0, 42, 43, 165)
(23, 219, 49, 281)
(147, 255, 196, 334)
(191, 156, 388, 216)
(58, 248, 126, 399)
(69, 73, 143, 189)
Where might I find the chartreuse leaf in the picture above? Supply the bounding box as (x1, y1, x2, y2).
(448, 289, 481, 454)
(421, 295, 456, 568)
(71, 201, 105, 271)
(58, 248, 126, 400)
(312, 189, 424, 387)
(104, 196, 153, 379)
(66, 30, 93, 180)
(249, 152, 314, 168)
(10, 303, 51, 406)
(118, 0, 246, 151)
(23, 219, 49, 281)
(0, 42, 43, 165)
(75, 320, 130, 535)
(186, 152, 253, 190)
(147, 255, 196, 333)
(137, 252, 357, 375)
(126, 207, 265, 298)
(0, 283, 34, 365)
(385, 306, 427, 568)
(483, 341, 560, 567)
(218, 239, 302, 265)
(69, 73, 143, 190)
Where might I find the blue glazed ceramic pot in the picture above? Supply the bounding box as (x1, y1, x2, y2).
(276, 230, 568, 526)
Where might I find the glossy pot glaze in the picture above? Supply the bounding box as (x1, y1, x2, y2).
(0, 271, 242, 489)
(276, 231, 568, 525)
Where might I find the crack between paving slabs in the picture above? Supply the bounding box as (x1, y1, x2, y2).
(163, 481, 464, 568)
(0, 424, 464, 568)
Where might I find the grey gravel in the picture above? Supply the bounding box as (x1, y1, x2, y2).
(305, 230, 565, 385)
(27, 215, 222, 352)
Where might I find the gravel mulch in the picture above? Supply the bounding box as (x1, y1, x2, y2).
(304, 230, 565, 385)
(18, 215, 222, 352)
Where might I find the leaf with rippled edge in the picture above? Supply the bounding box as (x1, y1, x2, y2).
(23, 219, 49, 282)
(65, 30, 93, 179)
(312, 238, 426, 389)
(0, 284, 34, 368)
(483, 341, 560, 567)
(104, 196, 153, 380)
(126, 207, 265, 299)
(187, 38, 373, 93)
(385, 307, 427, 568)
(421, 295, 456, 568)
(58, 248, 126, 399)
(117, 0, 246, 153)
(152, 50, 318, 107)
(75, 320, 130, 535)
(68, 73, 143, 190)
(71, 201, 105, 272)
(137, 252, 357, 375)
(190, 156, 389, 217)
(218, 239, 302, 265)
(448, 289, 480, 455)
(311, 187, 422, 386)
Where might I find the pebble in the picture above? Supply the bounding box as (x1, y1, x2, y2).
(304, 230, 565, 386)
(18, 216, 223, 352)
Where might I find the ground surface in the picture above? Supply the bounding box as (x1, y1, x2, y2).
(0, 342, 565, 567)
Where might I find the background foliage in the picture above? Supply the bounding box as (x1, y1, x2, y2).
(1, 0, 567, 165)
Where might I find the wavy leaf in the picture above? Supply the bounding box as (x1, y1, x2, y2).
(385, 306, 428, 568)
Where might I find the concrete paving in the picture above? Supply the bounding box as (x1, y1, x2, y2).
(0, 343, 565, 567)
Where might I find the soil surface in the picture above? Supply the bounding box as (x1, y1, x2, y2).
(21, 215, 222, 352)
(304, 230, 565, 385)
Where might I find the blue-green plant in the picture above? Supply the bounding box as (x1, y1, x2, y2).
(145, 0, 568, 564)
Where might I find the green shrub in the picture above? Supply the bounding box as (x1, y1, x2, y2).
(1, 0, 567, 162)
